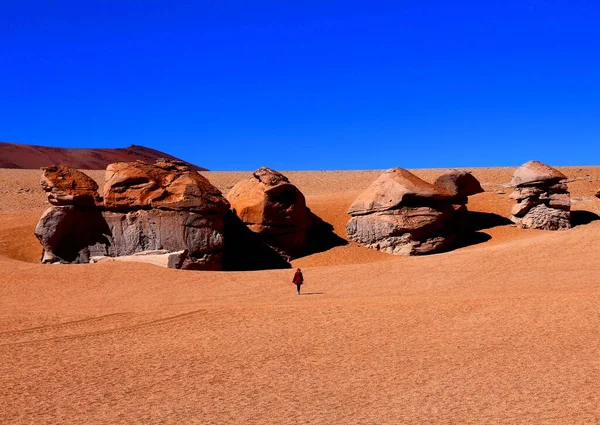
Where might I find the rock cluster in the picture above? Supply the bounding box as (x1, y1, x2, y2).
(227, 167, 321, 260)
(35, 160, 230, 270)
(346, 168, 466, 255)
(509, 161, 570, 230)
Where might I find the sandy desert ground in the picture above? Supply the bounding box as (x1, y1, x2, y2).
(1, 166, 600, 424)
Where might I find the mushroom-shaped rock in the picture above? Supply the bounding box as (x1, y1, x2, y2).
(226, 167, 316, 260)
(103, 159, 229, 214)
(510, 160, 567, 188)
(346, 168, 459, 255)
(348, 168, 450, 216)
(434, 170, 484, 204)
(40, 165, 101, 207)
(509, 161, 570, 230)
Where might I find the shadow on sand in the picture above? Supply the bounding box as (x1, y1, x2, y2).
(466, 211, 513, 232)
(571, 210, 600, 227)
(300, 292, 324, 296)
(222, 212, 347, 271)
(451, 211, 512, 251)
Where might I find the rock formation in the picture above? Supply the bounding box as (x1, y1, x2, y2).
(40, 165, 102, 207)
(35, 160, 230, 270)
(346, 168, 461, 255)
(509, 161, 570, 230)
(226, 167, 321, 261)
(434, 170, 484, 204)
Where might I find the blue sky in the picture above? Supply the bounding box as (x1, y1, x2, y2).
(1, 1, 599, 170)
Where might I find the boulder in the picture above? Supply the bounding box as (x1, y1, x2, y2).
(40, 165, 102, 207)
(227, 167, 319, 260)
(596, 189, 600, 199)
(434, 170, 484, 204)
(509, 161, 570, 230)
(346, 168, 459, 256)
(104, 159, 229, 214)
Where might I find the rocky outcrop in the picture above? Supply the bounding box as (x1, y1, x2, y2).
(35, 160, 230, 270)
(40, 165, 102, 207)
(509, 161, 570, 230)
(226, 167, 321, 260)
(346, 168, 460, 255)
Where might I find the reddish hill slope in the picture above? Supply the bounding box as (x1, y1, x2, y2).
(0, 142, 207, 170)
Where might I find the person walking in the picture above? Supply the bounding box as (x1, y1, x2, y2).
(292, 268, 304, 295)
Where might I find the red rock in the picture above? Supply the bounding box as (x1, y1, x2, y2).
(434, 170, 484, 202)
(40, 165, 101, 207)
(227, 167, 315, 259)
(103, 159, 229, 214)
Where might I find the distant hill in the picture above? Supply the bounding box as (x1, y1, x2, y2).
(0, 142, 207, 171)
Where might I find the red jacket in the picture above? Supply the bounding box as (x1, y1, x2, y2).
(292, 270, 303, 284)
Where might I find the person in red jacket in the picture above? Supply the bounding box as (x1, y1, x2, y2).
(292, 268, 304, 295)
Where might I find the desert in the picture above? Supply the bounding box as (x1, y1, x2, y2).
(2, 164, 600, 424)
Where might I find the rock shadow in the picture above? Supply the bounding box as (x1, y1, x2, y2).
(571, 210, 600, 227)
(222, 212, 291, 271)
(297, 212, 348, 259)
(465, 211, 512, 232)
(454, 231, 492, 250)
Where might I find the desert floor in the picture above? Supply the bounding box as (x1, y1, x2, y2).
(1, 166, 600, 424)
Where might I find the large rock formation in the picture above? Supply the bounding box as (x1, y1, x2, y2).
(35, 160, 230, 270)
(226, 167, 320, 260)
(509, 161, 570, 230)
(346, 168, 461, 255)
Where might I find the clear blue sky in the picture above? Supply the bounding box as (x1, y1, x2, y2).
(2, 1, 599, 170)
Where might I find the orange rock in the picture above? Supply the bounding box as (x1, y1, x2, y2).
(40, 165, 101, 207)
(103, 159, 229, 214)
(434, 170, 484, 203)
(227, 167, 314, 259)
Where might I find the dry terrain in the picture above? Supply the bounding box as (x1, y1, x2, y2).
(1, 166, 600, 424)
(0, 142, 207, 171)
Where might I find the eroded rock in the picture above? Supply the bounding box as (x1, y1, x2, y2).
(509, 161, 570, 230)
(227, 167, 322, 260)
(40, 165, 102, 207)
(35, 160, 229, 270)
(346, 168, 460, 255)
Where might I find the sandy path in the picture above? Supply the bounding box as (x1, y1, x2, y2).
(1, 167, 600, 424)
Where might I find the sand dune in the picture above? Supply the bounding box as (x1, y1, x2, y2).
(1, 167, 600, 424)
